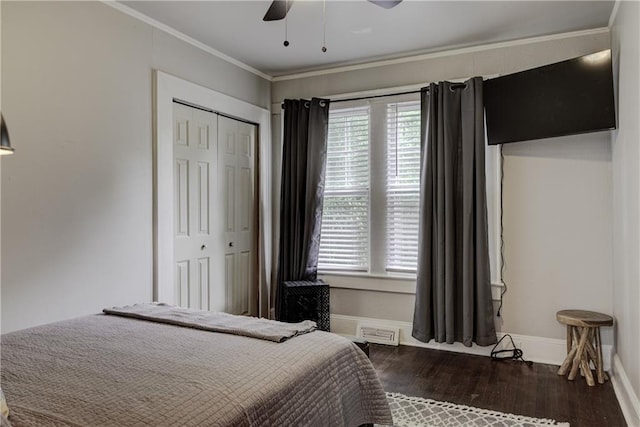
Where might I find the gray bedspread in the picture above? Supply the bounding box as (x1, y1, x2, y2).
(1, 314, 392, 427)
(103, 303, 316, 343)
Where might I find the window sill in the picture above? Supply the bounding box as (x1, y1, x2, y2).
(318, 272, 505, 300)
(318, 272, 416, 294)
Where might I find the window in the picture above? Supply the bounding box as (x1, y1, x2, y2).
(318, 95, 422, 275)
(318, 106, 370, 271)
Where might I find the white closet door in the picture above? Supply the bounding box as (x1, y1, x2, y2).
(218, 116, 257, 316)
(172, 103, 221, 310)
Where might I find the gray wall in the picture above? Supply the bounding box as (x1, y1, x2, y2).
(1, 1, 270, 333)
(611, 0, 640, 411)
(272, 30, 614, 343)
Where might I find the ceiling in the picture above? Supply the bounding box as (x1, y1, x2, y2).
(120, 1, 615, 78)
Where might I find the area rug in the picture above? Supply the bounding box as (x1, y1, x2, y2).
(385, 392, 570, 427)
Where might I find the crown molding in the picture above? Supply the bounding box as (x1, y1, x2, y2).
(101, 1, 273, 82)
(273, 27, 610, 82)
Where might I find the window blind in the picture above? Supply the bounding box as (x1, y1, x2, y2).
(318, 106, 370, 271)
(385, 101, 421, 272)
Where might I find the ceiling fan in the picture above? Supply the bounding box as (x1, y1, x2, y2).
(263, 0, 403, 21)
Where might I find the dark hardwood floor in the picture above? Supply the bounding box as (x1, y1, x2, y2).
(369, 344, 627, 427)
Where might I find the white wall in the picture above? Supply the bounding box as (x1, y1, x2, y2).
(501, 133, 612, 339)
(0, 1, 270, 333)
(272, 30, 614, 346)
(610, 1, 640, 424)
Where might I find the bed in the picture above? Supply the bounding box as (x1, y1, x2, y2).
(0, 304, 392, 426)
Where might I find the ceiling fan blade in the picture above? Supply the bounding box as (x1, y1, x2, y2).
(263, 0, 294, 21)
(367, 0, 403, 9)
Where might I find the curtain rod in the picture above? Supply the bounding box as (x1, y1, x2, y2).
(331, 89, 422, 104)
(280, 82, 468, 109)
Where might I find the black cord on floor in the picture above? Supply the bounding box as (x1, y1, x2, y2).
(490, 334, 533, 366)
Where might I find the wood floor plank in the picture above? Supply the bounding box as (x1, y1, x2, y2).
(369, 344, 627, 427)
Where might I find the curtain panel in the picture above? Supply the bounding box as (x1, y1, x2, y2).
(412, 78, 497, 347)
(275, 98, 330, 320)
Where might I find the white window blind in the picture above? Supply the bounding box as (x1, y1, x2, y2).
(385, 101, 421, 272)
(318, 106, 370, 271)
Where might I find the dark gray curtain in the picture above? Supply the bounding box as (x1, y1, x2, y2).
(412, 78, 497, 347)
(275, 98, 330, 320)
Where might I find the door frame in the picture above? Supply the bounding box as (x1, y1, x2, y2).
(154, 70, 272, 309)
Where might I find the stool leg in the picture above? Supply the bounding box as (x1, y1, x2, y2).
(576, 328, 596, 386)
(560, 327, 580, 377)
(596, 327, 605, 384)
(580, 340, 596, 387)
(559, 326, 580, 376)
(569, 327, 589, 381)
(558, 346, 577, 376)
(585, 329, 598, 365)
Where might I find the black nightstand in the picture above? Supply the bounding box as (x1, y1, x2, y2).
(281, 280, 330, 332)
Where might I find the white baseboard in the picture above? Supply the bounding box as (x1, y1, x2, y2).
(611, 354, 640, 427)
(331, 314, 612, 370)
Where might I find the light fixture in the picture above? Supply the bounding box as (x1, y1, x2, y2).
(0, 114, 15, 155)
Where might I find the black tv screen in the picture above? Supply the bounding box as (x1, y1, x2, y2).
(484, 49, 616, 145)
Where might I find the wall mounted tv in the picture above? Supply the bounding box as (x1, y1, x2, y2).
(484, 49, 616, 145)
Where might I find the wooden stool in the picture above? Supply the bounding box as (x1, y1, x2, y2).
(556, 310, 613, 386)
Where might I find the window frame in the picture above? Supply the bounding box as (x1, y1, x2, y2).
(319, 104, 371, 272)
(318, 94, 423, 278)
(280, 84, 503, 296)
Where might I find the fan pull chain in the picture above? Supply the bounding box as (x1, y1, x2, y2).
(284, 0, 290, 47)
(321, 0, 327, 52)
